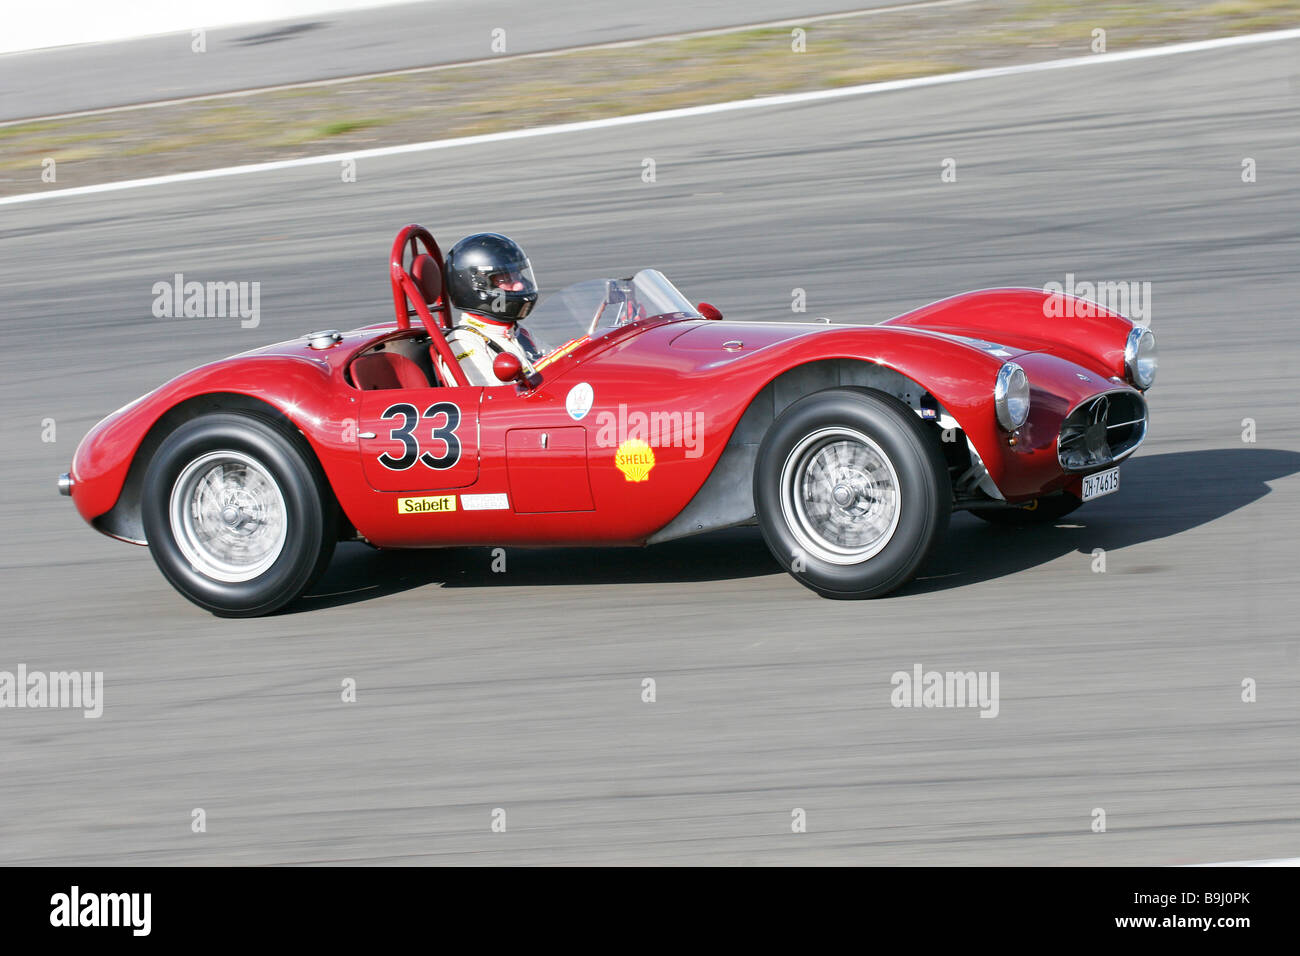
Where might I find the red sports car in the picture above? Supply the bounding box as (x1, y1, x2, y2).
(60, 224, 1156, 616)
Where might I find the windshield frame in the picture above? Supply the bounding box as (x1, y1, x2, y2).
(520, 269, 700, 365)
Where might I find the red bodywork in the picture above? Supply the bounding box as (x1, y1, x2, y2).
(67, 227, 1148, 549)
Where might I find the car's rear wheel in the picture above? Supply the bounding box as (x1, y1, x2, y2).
(971, 492, 1082, 526)
(754, 388, 950, 599)
(141, 413, 337, 617)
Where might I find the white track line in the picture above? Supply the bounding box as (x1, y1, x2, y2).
(1189, 857, 1300, 867)
(0, 0, 980, 127)
(4, 27, 1298, 208)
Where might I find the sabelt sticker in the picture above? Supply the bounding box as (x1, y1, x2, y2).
(397, 495, 457, 514)
(615, 438, 655, 482)
(566, 382, 594, 421)
(460, 493, 510, 511)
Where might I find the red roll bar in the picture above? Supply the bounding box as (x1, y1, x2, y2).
(388, 224, 470, 387)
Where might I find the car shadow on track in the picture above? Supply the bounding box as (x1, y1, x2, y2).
(908, 446, 1300, 594)
(292, 524, 783, 612)
(292, 448, 1299, 611)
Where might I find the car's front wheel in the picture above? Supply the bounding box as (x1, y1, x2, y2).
(754, 388, 950, 599)
(141, 413, 337, 617)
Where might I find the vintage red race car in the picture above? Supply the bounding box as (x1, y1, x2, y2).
(60, 224, 1156, 616)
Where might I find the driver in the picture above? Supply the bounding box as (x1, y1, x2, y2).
(438, 233, 544, 386)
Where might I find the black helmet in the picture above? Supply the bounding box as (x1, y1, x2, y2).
(443, 233, 538, 322)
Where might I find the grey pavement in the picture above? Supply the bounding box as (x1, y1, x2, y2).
(1, 0, 897, 120)
(0, 37, 1297, 864)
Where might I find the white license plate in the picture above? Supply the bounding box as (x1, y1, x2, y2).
(1081, 466, 1120, 502)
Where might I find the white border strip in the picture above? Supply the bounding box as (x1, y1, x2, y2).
(4, 27, 1298, 207)
(1189, 857, 1300, 867)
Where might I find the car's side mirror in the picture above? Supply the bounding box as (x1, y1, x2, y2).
(493, 352, 521, 382)
(493, 351, 542, 389)
(698, 302, 723, 320)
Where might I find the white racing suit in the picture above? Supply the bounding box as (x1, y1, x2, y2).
(436, 312, 544, 386)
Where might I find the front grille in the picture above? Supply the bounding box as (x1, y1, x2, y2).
(1057, 390, 1147, 472)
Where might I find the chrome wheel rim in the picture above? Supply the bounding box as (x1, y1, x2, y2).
(169, 450, 288, 583)
(779, 427, 902, 565)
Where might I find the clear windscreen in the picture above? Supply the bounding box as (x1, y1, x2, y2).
(522, 270, 699, 359)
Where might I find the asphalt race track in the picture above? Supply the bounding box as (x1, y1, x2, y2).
(1, 38, 1298, 865)
(0, 0, 897, 120)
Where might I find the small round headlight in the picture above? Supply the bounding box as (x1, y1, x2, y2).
(1124, 326, 1157, 389)
(994, 362, 1030, 431)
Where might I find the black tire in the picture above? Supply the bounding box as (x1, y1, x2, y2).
(971, 492, 1082, 526)
(141, 413, 337, 617)
(754, 387, 951, 599)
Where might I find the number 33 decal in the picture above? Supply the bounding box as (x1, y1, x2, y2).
(377, 402, 462, 471)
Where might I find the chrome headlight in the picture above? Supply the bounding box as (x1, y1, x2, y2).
(1124, 326, 1157, 389)
(994, 362, 1030, 431)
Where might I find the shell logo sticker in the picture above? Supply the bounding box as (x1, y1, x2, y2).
(615, 438, 655, 482)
